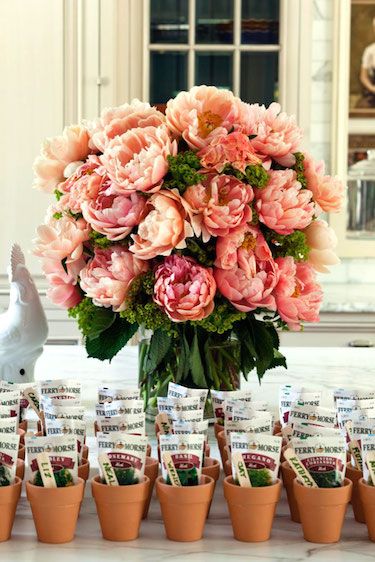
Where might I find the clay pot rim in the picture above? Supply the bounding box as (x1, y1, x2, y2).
(224, 475, 282, 492)
(79, 457, 89, 466)
(358, 477, 375, 490)
(92, 474, 150, 488)
(156, 474, 214, 491)
(26, 477, 85, 494)
(145, 456, 159, 466)
(203, 457, 220, 468)
(293, 477, 352, 499)
(345, 462, 362, 473)
(0, 476, 22, 490)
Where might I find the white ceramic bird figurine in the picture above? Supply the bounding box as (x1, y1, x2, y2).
(0, 244, 48, 383)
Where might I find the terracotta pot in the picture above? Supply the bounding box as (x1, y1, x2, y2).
(205, 443, 211, 457)
(275, 432, 288, 448)
(202, 458, 220, 482)
(37, 414, 45, 435)
(78, 459, 90, 482)
(0, 477, 22, 542)
(280, 461, 300, 523)
(143, 457, 159, 519)
(146, 443, 151, 457)
(156, 475, 215, 541)
(17, 428, 26, 445)
(214, 423, 224, 439)
(280, 444, 289, 465)
(18, 445, 25, 460)
(224, 459, 232, 477)
(293, 478, 352, 543)
(94, 421, 99, 436)
(217, 430, 226, 467)
(224, 476, 282, 542)
(359, 478, 375, 540)
(19, 420, 28, 432)
(82, 444, 89, 460)
(16, 459, 25, 481)
(346, 463, 365, 523)
(26, 478, 85, 543)
(92, 475, 150, 541)
(273, 420, 282, 435)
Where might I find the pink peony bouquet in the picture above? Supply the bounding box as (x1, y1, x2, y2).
(33, 86, 343, 393)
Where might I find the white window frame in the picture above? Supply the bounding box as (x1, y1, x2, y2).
(330, 0, 375, 257)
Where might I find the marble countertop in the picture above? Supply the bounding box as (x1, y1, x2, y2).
(1, 345, 375, 561)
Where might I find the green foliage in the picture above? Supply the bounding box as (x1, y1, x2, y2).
(182, 237, 216, 267)
(245, 164, 269, 188)
(121, 272, 174, 333)
(248, 468, 272, 487)
(193, 301, 246, 334)
(114, 467, 139, 486)
(264, 230, 310, 261)
(53, 212, 63, 220)
(222, 164, 246, 181)
(69, 298, 115, 339)
(54, 189, 63, 201)
(167, 466, 199, 486)
(89, 230, 113, 249)
(293, 151, 307, 188)
(163, 151, 206, 193)
(85, 315, 138, 362)
(34, 468, 74, 488)
(0, 465, 11, 486)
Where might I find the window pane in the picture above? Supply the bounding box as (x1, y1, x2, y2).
(150, 52, 187, 105)
(196, 0, 233, 44)
(242, 0, 279, 44)
(241, 52, 278, 106)
(150, 0, 188, 44)
(195, 52, 233, 90)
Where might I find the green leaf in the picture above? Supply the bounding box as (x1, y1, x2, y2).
(268, 349, 287, 370)
(85, 316, 138, 361)
(249, 318, 275, 381)
(190, 330, 206, 387)
(85, 308, 116, 339)
(176, 332, 190, 383)
(144, 329, 172, 375)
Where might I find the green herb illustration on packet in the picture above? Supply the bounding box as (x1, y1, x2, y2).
(292, 436, 346, 488)
(230, 433, 282, 487)
(159, 434, 205, 486)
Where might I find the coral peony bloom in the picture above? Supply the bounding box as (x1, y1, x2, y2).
(184, 174, 253, 241)
(237, 102, 302, 165)
(88, 99, 165, 152)
(42, 259, 83, 309)
(33, 125, 91, 193)
(303, 153, 345, 213)
(214, 257, 278, 313)
(166, 85, 239, 149)
(129, 189, 193, 259)
(255, 169, 315, 235)
(100, 125, 177, 193)
(154, 255, 216, 322)
(33, 214, 90, 269)
(274, 256, 323, 331)
(80, 247, 148, 312)
(59, 156, 106, 213)
(304, 220, 339, 273)
(215, 224, 272, 272)
(82, 191, 146, 241)
(198, 131, 261, 173)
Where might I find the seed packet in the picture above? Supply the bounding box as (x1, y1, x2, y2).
(291, 436, 346, 488)
(230, 433, 282, 487)
(172, 420, 209, 439)
(167, 383, 208, 410)
(0, 391, 20, 421)
(361, 435, 375, 484)
(95, 399, 144, 418)
(26, 435, 78, 487)
(159, 433, 205, 486)
(157, 396, 200, 418)
(39, 380, 82, 403)
(171, 409, 205, 423)
(232, 405, 272, 423)
(224, 399, 256, 422)
(211, 390, 252, 425)
(225, 414, 273, 443)
(350, 420, 375, 468)
(97, 413, 146, 435)
(45, 418, 86, 463)
(0, 434, 20, 486)
(279, 387, 321, 426)
(292, 422, 342, 440)
(289, 404, 336, 428)
(98, 387, 140, 404)
(333, 388, 375, 402)
(43, 401, 85, 422)
(336, 398, 375, 416)
(97, 432, 148, 485)
(0, 418, 18, 434)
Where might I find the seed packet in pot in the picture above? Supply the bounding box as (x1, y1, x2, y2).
(159, 433, 205, 486)
(96, 399, 144, 418)
(98, 387, 140, 404)
(45, 418, 86, 463)
(0, 417, 18, 434)
(26, 434, 78, 487)
(291, 436, 346, 488)
(225, 414, 273, 444)
(0, 434, 20, 486)
(43, 401, 85, 422)
(289, 404, 336, 428)
(361, 435, 375, 484)
(39, 380, 82, 403)
(211, 390, 252, 425)
(97, 413, 146, 435)
(230, 433, 282, 487)
(0, 391, 20, 421)
(97, 432, 148, 485)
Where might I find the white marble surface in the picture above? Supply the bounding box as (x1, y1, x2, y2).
(1, 344, 375, 561)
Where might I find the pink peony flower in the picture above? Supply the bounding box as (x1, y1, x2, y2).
(215, 224, 272, 272)
(166, 85, 239, 149)
(303, 153, 345, 213)
(82, 191, 146, 241)
(80, 247, 148, 312)
(198, 131, 261, 173)
(33, 125, 91, 193)
(274, 256, 323, 331)
(88, 99, 165, 152)
(214, 256, 279, 312)
(33, 214, 90, 269)
(59, 156, 105, 213)
(154, 255, 216, 322)
(100, 125, 177, 193)
(129, 189, 193, 259)
(237, 102, 302, 165)
(42, 259, 83, 309)
(184, 174, 253, 241)
(255, 169, 315, 235)
(304, 220, 339, 273)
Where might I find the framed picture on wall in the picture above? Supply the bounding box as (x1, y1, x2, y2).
(350, 0, 375, 116)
